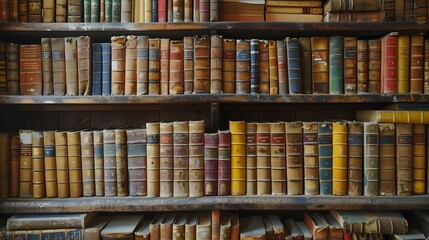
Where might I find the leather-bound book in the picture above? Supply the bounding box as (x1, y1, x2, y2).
(229, 121, 246, 196)
(43, 131, 58, 198)
(296, 222, 312, 240)
(222, 39, 236, 93)
(184, 36, 194, 94)
(0, 43, 5, 95)
(410, 35, 424, 93)
(18, 0, 28, 22)
(324, 0, 382, 11)
(28, 0, 41, 22)
(125, 35, 137, 95)
(344, 37, 357, 94)
(77, 36, 92, 95)
(9, 0, 19, 22)
(102, 43, 112, 95)
(270, 215, 286, 240)
(92, 43, 102, 95)
(135, 219, 151, 240)
(212, 210, 220, 240)
(91, 0, 100, 22)
(127, 129, 147, 196)
(236, 39, 250, 94)
(67, 0, 82, 22)
(137, 36, 149, 95)
(412, 124, 426, 194)
(347, 121, 363, 196)
(256, 122, 271, 195)
(396, 123, 412, 196)
(270, 122, 286, 195)
(262, 216, 273, 240)
(197, 212, 211, 240)
(185, 213, 198, 240)
(41, 38, 53, 95)
(84, 216, 110, 240)
(332, 122, 347, 196)
(55, 131, 69, 198)
(378, 123, 396, 196)
(210, 35, 222, 93)
(398, 35, 410, 93)
(250, 39, 260, 94)
(259, 40, 269, 94)
(230, 213, 239, 240)
(323, 11, 385, 22)
(121, 0, 132, 22)
(193, 0, 199, 22)
(311, 37, 329, 94)
(65, 37, 78, 96)
(199, 0, 209, 21)
(321, 212, 343, 240)
(245, 122, 257, 195)
(55, 0, 66, 22)
(144, 0, 152, 22)
(31, 131, 45, 198)
(160, 122, 173, 197)
(161, 213, 176, 240)
(158, 0, 167, 22)
(299, 37, 312, 94)
(173, 213, 187, 240)
(240, 216, 265, 240)
(0, 133, 10, 198)
(173, 121, 189, 197)
(268, 40, 278, 95)
(363, 122, 379, 196)
(112, 0, 121, 22)
(277, 39, 287, 95)
(368, 39, 381, 93)
(51, 38, 66, 95)
(19, 130, 33, 198)
(173, 0, 184, 22)
(7, 213, 97, 230)
(20, 45, 42, 95)
(286, 121, 303, 195)
(318, 122, 332, 195)
(149, 38, 161, 95)
(103, 129, 117, 197)
(425, 40, 429, 94)
(380, 32, 398, 94)
(67, 131, 82, 198)
(6, 43, 20, 95)
(303, 212, 328, 240)
(111, 36, 126, 95)
(357, 40, 368, 93)
(169, 40, 184, 94)
(220, 212, 231, 240)
(160, 38, 170, 95)
(283, 218, 304, 240)
(218, 130, 231, 196)
(405, 0, 414, 22)
(204, 133, 218, 196)
(303, 122, 319, 195)
(115, 129, 128, 197)
(329, 36, 344, 94)
(146, 122, 160, 197)
(286, 37, 301, 94)
(414, 0, 428, 22)
(189, 120, 204, 197)
(101, 215, 143, 240)
(150, 214, 165, 240)
(93, 130, 105, 196)
(81, 130, 95, 197)
(193, 35, 210, 93)
(10, 135, 20, 197)
(184, 0, 191, 22)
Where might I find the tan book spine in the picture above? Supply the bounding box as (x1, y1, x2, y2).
(160, 122, 174, 197)
(194, 35, 210, 93)
(259, 40, 270, 94)
(93, 130, 105, 196)
(149, 38, 161, 95)
(268, 40, 278, 94)
(236, 39, 250, 94)
(150, 214, 165, 240)
(189, 120, 204, 197)
(184, 36, 194, 94)
(197, 212, 212, 240)
(173, 121, 189, 197)
(144, 0, 152, 22)
(67, 131, 82, 198)
(111, 36, 126, 95)
(368, 39, 381, 93)
(55, 131, 69, 198)
(55, 0, 67, 22)
(212, 210, 220, 240)
(223, 39, 235, 93)
(127, 128, 147, 196)
(42, 0, 55, 22)
(286, 121, 303, 195)
(245, 122, 257, 195)
(10, 135, 21, 197)
(270, 122, 286, 195)
(51, 38, 66, 95)
(103, 129, 117, 196)
(160, 38, 170, 95)
(125, 35, 138, 95)
(115, 129, 128, 197)
(412, 124, 426, 194)
(364, 122, 379, 196)
(277, 39, 288, 94)
(77, 36, 92, 96)
(137, 36, 149, 95)
(347, 122, 363, 196)
(410, 35, 424, 94)
(303, 122, 319, 195)
(184, 0, 192, 22)
(210, 35, 222, 93)
(173, 214, 187, 240)
(146, 122, 160, 197)
(344, 37, 357, 94)
(311, 37, 329, 94)
(357, 40, 368, 93)
(43, 131, 57, 198)
(41, 38, 53, 95)
(185, 213, 198, 240)
(378, 123, 396, 196)
(169, 40, 184, 95)
(81, 130, 95, 197)
(19, 130, 33, 198)
(230, 120, 246, 196)
(6, 43, 20, 95)
(256, 122, 271, 195)
(32, 131, 45, 198)
(396, 123, 412, 196)
(172, 0, 184, 22)
(332, 122, 347, 196)
(65, 37, 79, 96)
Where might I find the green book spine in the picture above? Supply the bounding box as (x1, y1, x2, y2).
(329, 36, 344, 94)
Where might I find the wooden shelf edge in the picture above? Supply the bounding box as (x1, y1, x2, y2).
(1, 196, 428, 213)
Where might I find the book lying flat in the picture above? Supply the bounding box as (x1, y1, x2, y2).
(7, 213, 97, 231)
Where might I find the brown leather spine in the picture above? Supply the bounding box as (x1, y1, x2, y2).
(41, 38, 53, 95)
(32, 131, 45, 198)
(286, 121, 303, 195)
(51, 38, 66, 95)
(115, 129, 128, 196)
(19, 130, 33, 198)
(396, 123, 413, 196)
(19, 45, 42, 95)
(160, 38, 170, 95)
(210, 35, 222, 93)
(111, 36, 126, 95)
(137, 36, 149, 95)
(368, 39, 381, 93)
(173, 121, 189, 197)
(125, 35, 137, 95)
(222, 39, 235, 93)
(256, 122, 271, 195)
(259, 40, 270, 94)
(193, 35, 210, 93)
(270, 122, 286, 195)
(311, 37, 329, 94)
(169, 40, 184, 94)
(55, 131, 69, 198)
(77, 36, 92, 96)
(160, 122, 174, 197)
(146, 122, 160, 197)
(65, 37, 79, 96)
(93, 130, 104, 196)
(10, 135, 20, 197)
(189, 120, 204, 197)
(67, 131, 82, 198)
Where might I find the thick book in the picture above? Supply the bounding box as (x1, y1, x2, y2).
(268, 40, 278, 95)
(303, 122, 319, 195)
(277, 39, 287, 95)
(240, 216, 265, 240)
(414, 0, 428, 22)
(172, 0, 184, 22)
(193, 35, 210, 93)
(368, 39, 381, 93)
(7, 213, 96, 231)
(397, 35, 410, 94)
(150, 213, 164, 240)
(245, 122, 257, 195)
(121, 0, 132, 22)
(266, 13, 323, 22)
(357, 40, 368, 93)
(169, 40, 184, 94)
(111, 36, 126, 95)
(55, 0, 66, 22)
(218, 130, 231, 196)
(32, 131, 45, 198)
(286, 121, 303, 195)
(412, 124, 426, 194)
(161, 213, 176, 240)
(146, 122, 160, 197)
(185, 213, 198, 240)
(67, 131, 83, 198)
(363, 122, 379, 196)
(51, 38, 66, 95)
(125, 35, 138, 95)
(321, 212, 343, 240)
(210, 35, 222, 93)
(197, 212, 211, 240)
(303, 212, 329, 240)
(380, 32, 398, 94)
(299, 37, 312, 94)
(261, 216, 274, 240)
(127, 129, 147, 196)
(103, 129, 117, 197)
(10, 135, 20, 197)
(102, 43, 112, 95)
(323, 0, 382, 12)
(229, 121, 245, 196)
(173, 121, 189, 198)
(343, 37, 357, 94)
(311, 37, 329, 94)
(84, 216, 110, 240)
(324, 11, 385, 22)
(101, 215, 143, 240)
(270, 122, 286, 195)
(55, 131, 69, 198)
(6, 43, 20, 95)
(77, 36, 92, 96)
(356, 110, 429, 124)
(183, 36, 194, 94)
(250, 39, 260, 94)
(378, 123, 396, 196)
(256, 122, 271, 195)
(286, 37, 301, 94)
(329, 36, 344, 94)
(259, 40, 269, 94)
(236, 39, 251, 94)
(160, 38, 170, 95)
(19, 130, 33, 198)
(92, 43, 102, 95)
(67, 0, 82, 22)
(115, 129, 128, 196)
(172, 213, 187, 240)
(0, 133, 10, 198)
(204, 133, 218, 196)
(149, 38, 161, 95)
(160, 122, 173, 197)
(93, 130, 105, 196)
(28, 0, 41, 22)
(410, 35, 424, 93)
(332, 122, 347, 196)
(137, 36, 149, 95)
(347, 122, 363, 196)
(135, 219, 151, 240)
(41, 38, 53, 95)
(19, 45, 42, 95)
(396, 123, 413, 196)
(318, 122, 332, 195)
(223, 39, 236, 93)
(64, 37, 78, 96)
(81, 130, 95, 197)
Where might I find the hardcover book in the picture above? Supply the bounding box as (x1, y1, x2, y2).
(67, 131, 83, 198)
(356, 110, 429, 124)
(303, 212, 329, 240)
(101, 215, 143, 239)
(41, 38, 53, 95)
(32, 131, 45, 198)
(332, 122, 347, 196)
(223, 39, 236, 93)
(81, 130, 95, 197)
(125, 35, 138, 95)
(236, 39, 251, 94)
(396, 123, 413, 196)
(318, 122, 332, 195)
(229, 121, 246, 196)
(55, 0, 67, 22)
(218, 130, 231, 196)
(0, 133, 10, 198)
(184, 36, 194, 94)
(137, 36, 149, 95)
(329, 36, 344, 94)
(146, 122, 160, 197)
(286, 37, 302, 94)
(311, 37, 329, 94)
(19, 45, 42, 95)
(5, 43, 20, 95)
(204, 133, 218, 196)
(173, 121, 189, 197)
(127, 129, 147, 196)
(240, 216, 265, 240)
(357, 40, 368, 93)
(92, 43, 102, 95)
(160, 38, 170, 95)
(268, 40, 278, 95)
(250, 39, 260, 94)
(277, 39, 287, 94)
(55, 131, 69, 198)
(77, 36, 92, 96)
(324, 0, 382, 11)
(19, 130, 33, 198)
(270, 122, 286, 195)
(7, 213, 96, 230)
(111, 36, 127, 95)
(64, 37, 78, 96)
(397, 35, 410, 93)
(210, 35, 222, 94)
(285, 121, 303, 195)
(256, 122, 271, 195)
(303, 122, 319, 195)
(103, 129, 117, 196)
(51, 38, 66, 95)
(160, 122, 173, 197)
(10, 135, 20, 197)
(299, 37, 312, 94)
(102, 43, 112, 95)
(347, 121, 363, 196)
(245, 122, 257, 195)
(169, 40, 184, 94)
(193, 35, 210, 93)
(115, 129, 128, 196)
(410, 35, 424, 93)
(363, 122, 379, 196)
(380, 32, 398, 94)
(368, 39, 381, 93)
(93, 130, 105, 196)
(67, 0, 82, 22)
(412, 124, 426, 194)
(378, 123, 396, 196)
(149, 38, 161, 95)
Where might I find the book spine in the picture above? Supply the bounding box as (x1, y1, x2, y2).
(65, 37, 78, 96)
(368, 39, 381, 93)
(144, 0, 152, 22)
(303, 122, 319, 195)
(172, 0, 184, 22)
(0, 43, 5, 95)
(41, 38, 53, 95)
(410, 35, 424, 93)
(381, 33, 398, 93)
(105, 0, 112, 22)
(318, 122, 332, 195)
(81, 131, 95, 197)
(92, 43, 102, 95)
(91, 0, 100, 22)
(194, 35, 210, 93)
(102, 43, 112, 95)
(425, 40, 429, 94)
(250, 39, 260, 94)
(245, 123, 257, 195)
(137, 36, 149, 95)
(329, 36, 344, 94)
(9, 0, 19, 22)
(55, 131, 69, 198)
(125, 35, 138, 95)
(394, 0, 404, 21)
(193, 0, 199, 21)
(173, 121, 189, 197)
(414, 0, 428, 22)
(347, 122, 363, 196)
(19, 44, 42, 95)
(184, 0, 191, 21)
(427, 124, 429, 194)
(259, 40, 270, 94)
(67, 0, 82, 22)
(158, 0, 167, 22)
(55, 0, 66, 22)
(149, 38, 161, 95)
(160, 122, 173, 197)
(160, 38, 170, 95)
(43, 131, 58, 198)
(357, 40, 368, 93)
(0, 0, 7, 22)
(103, 129, 117, 196)
(344, 37, 357, 94)
(77, 36, 92, 96)
(398, 35, 410, 93)
(222, 39, 235, 93)
(405, 0, 414, 21)
(121, 0, 132, 22)
(363, 122, 379, 196)
(268, 40, 278, 95)
(112, 0, 121, 22)
(396, 123, 413, 196)
(18, 0, 28, 22)
(93, 130, 105, 196)
(286, 121, 303, 195)
(32, 131, 45, 198)
(189, 120, 204, 197)
(127, 129, 147, 196)
(115, 129, 128, 196)
(28, 0, 41, 22)
(378, 123, 396, 196)
(332, 122, 347, 196)
(84, 0, 91, 22)
(10, 135, 20, 197)
(311, 37, 329, 94)
(51, 38, 66, 95)
(20, 131, 33, 197)
(256, 122, 271, 195)
(210, 35, 222, 94)
(218, 130, 231, 196)
(277, 39, 287, 95)
(184, 36, 194, 94)
(153, 0, 158, 22)
(270, 122, 286, 195)
(230, 121, 245, 195)
(299, 37, 312, 94)
(209, 0, 217, 21)
(146, 122, 160, 197)
(67, 131, 83, 198)
(111, 36, 126, 95)
(204, 133, 218, 196)
(169, 40, 184, 94)
(199, 0, 209, 21)
(100, 0, 105, 22)
(286, 38, 302, 94)
(413, 124, 426, 194)
(6, 43, 20, 95)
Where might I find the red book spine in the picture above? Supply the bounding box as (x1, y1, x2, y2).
(204, 133, 219, 196)
(382, 34, 398, 93)
(158, 0, 167, 22)
(218, 130, 231, 196)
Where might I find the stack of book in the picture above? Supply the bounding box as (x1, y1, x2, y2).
(219, 0, 265, 21)
(323, 0, 385, 22)
(384, 0, 428, 22)
(265, 0, 323, 22)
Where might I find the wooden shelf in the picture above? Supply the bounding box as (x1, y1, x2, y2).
(1, 196, 428, 213)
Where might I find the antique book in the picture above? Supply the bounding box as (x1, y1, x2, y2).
(332, 122, 347, 196)
(266, 0, 322, 7)
(321, 212, 343, 240)
(296, 222, 312, 240)
(268, 40, 278, 95)
(173, 121, 190, 197)
(262, 216, 275, 240)
(51, 38, 66, 95)
(28, 0, 41, 22)
(183, 36, 194, 94)
(199, 0, 209, 21)
(103, 129, 117, 197)
(93, 130, 105, 196)
(277, 39, 287, 94)
(193, 35, 210, 93)
(185, 213, 198, 240)
(303, 212, 329, 240)
(81, 130, 95, 197)
(6, 43, 20, 95)
(19, 130, 33, 198)
(149, 38, 161, 95)
(393, 229, 427, 240)
(265, 6, 322, 14)
(220, 212, 231, 240)
(218, 130, 231, 196)
(271, 215, 287, 239)
(152, 0, 158, 22)
(137, 36, 149, 95)
(397, 35, 410, 93)
(102, 43, 112, 95)
(160, 38, 170, 95)
(0, 43, 5, 95)
(240, 216, 265, 240)
(193, 0, 199, 21)
(161, 213, 176, 240)
(0, 133, 10, 198)
(10, 135, 20, 197)
(323, 12, 385, 22)
(378, 123, 396, 196)
(412, 124, 426, 194)
(347, 121, 363, 196)
(223, 39, 236, 93)
(172, 0, 184, 22)
(286, 37, 301, 94)
(318, 122, 332, 195)
(210, 35, 222, 93)
(84, 216, 110, 240)
(169, 40, 184, 94)
(229, 121, 246, 195)
(323, 0, 382, 12)
(303, 122, 319, 195)
(67, 131, 82, 198)
(127, 129, 147, 196)
(101, 215, 143, 239)
(396, 123, 413, 196)
(414, 0, 428, 22)
(144, 0, 152, 22)
(250, 39, 260, 94)
(283, 218, 304, 240)
(91, 0, 100, 22)
(212, 210, 220, 240)
(115, 129, 128, 196)
(7, 213, 96, 230)
(77, 36, 92, 96)
(92, 43, 102, 95)
(329, 36, 344, 94)
(19, 45, 42, 95)
(135, 219, 151, 240)
(55, 131, 69, 198)
(270, 122, 286, 195)
(311, 37, 329, 94)
(245, 122, 257, 195)
(160, 122, 173, 197)
(18, 0, 28, 22)
(146, 122, 160, 197)
(286, 121, 303, 195)
(197, 212, 211, 240)
(67, 0, 82, 22)
(189, 120, 204, 197)
(172, 213, 187, 240)
(112, 0, 121, 22)
(236, 39, 250, 94)
(424, 40, 429, 94)
(380, 32, 398, 94)
(184, 0, 192, 21)
(121, 0, 132, 21)
(266, 13, 323, 22)
(256, 122, 271, 195)
(410, 35, 424, 93)
(32, 131, 45, 198)
(55, 0, 66, 22)
(363, 122, 379, 196)
(357, 40, 368, 93)
(64, 37, 78, 96)
(41, 38, 53, 95)
(299, 37, 312, 94)
(259, 40, 269, 94)
(125, 35, 137, 95)
(111, 36, 126, 95)
(230, 213, 239, 240)
(368, 39, 381, 93)
(356, 110, 429, 124)
(150, 214, 165, 240)
(204, 133, 218, 196)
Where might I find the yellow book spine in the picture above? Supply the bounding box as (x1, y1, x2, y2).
(397, 35, 410, 93)
(134, 0, 145, 22)
(332, 122, 348, 196)
(412, 124, 426, 194)
(229, 121, 246, 196)
(268, 41, 278, 94)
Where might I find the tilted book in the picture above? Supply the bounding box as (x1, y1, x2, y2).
(160, 38, 170, 95)
(127, 128, 147, 196)
(81, 130, 95, 197)
(368, 39, 381, 93)
(240, 216, 265, 240)
(41, 38, 53, 95)
(229, 121, 246, 195)
(146, 122, 160, 197)
(137, 36, 149, 95)
(197, 212, 211, 240)
(67, 131, 83, 198)
(363, 122, 379, 196)
(222, 39, 236, 93)
(343, 37, 357, 94)
(412, 124, 426, 194)
(329, 36, 344, 94)
(172, 214, 187, 240)
(173, 121, 189, 197)
(270, 122, 286, 195)
(55, 131, 69, 198)
(218, 130, 231, 196)
(318, 122, 332, 195)
(303, 212, 329, 240)
(303, 122, 319, 195)
(321, 212, 343, 240)
(65, 37, 78, 96)
(296, 222, 312, 240)
(19, 45, 42, 95)
(6, 43, 20, 95)
(204, 133, 218, 196)
(324, 11, 385, 22)
(51, 38, 66, 95)
(356, 110, 429, 124)
(161, 213, 176, 240)
(283, 218, 304, 240)
(135, 219, 151, 240)
(332, 122, 347, 196)
(311, 37, 329, 94)
(93, 130, 105, 196)
(111, 36, 127, 95)
(286, 121, 303, 195)
(32, 131, 45, 198)
(347, 121, 363, 196)
(7, 213, 96, 230)
(125, 35, 138, 95)
(19, 130, 33, 198)
(160, 122, 173, 197)
(357, 40, 368, 93)
(396, 123, 413, 196)
(378, 123, 396, 196)
(115, 129, 128, 196)
(149, 38, 161, 95)
(77, 36, 92, 96)
(210, 35, 222, 94)
(103, 129, 117, 196)
(169, 40, 184, 94)
(245, 122, 257, 195)
(193, 35, 210, 93)
(185, 213, 198, 240)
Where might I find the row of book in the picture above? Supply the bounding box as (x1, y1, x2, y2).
(1, 111, 429, 199)
(385, 0, 429, 22)
(323, 0, 385, 22)
(3, 210, 429, 239)
(3, 32, 429, 96)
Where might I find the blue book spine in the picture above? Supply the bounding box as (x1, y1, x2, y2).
(329, 36, 344, 94)
(67, 229, 83, 240)
(318, 122, 333, 195)
(286, 38, 302, 94)
(101, 43, 111, 95)
(250, 39, 260, 94)
(92, 43, 102, 95)
(48, 231, 66, 240)
(26, 233, 40, 240)
(152, 0, 158, 22)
